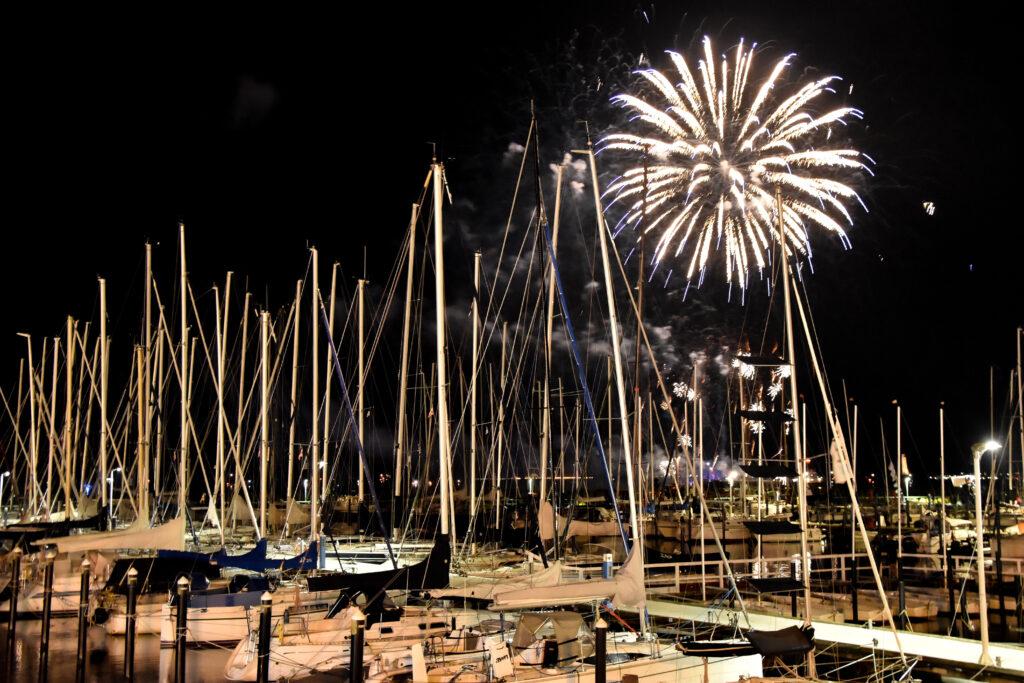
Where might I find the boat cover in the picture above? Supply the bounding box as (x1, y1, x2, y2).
(511, 611, 584, 663)
(430, 560, 563, 602)
(745, 625, 815, 657)
(158, 540, 319, 572)
(34, 515, 186, 553)
(0, 514, 104, 545)
(489, 542, 644, 611)
(308, 534, 449, 615)
(104, 554, 222, 595)
(745, 577, 805, 594)
(742, 520, 803, 535)
(538, 501, 626, 542)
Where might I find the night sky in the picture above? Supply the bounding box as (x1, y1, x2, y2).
(4, 3, 1022, 487)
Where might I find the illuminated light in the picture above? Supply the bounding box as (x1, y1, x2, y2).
(601, 36, 868, 289)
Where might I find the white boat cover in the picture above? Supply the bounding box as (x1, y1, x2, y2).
(430, 560, 564, 601)
(489, 542, 644, 611)
(538, 501, 626, 541)
(34, 515, 186, 553)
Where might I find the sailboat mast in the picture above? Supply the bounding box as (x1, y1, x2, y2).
(470, 250, 480, 515)
(135, 346, 145, 523)
(395, 206, 417, 498)
(144, 244, 152, 521)
(260, 310, 269, 538)
(497, 323, 506, 530)
(178, 225, 189, 519)
(323, 263, 339, 502)
(540, 164, 564, 505)
(64, 317, 74, 518)
(776, 188, 813, 641)
(432, 161, 452, 537)
(586, 149, 641, 553)
(311, 247, 321, 544)
(214, 286, 225, 546)
(47, 337, 57, 516)
(357, 277, 366, 505)
(233, 291, 250, 529)
(287, 281, 300, 528)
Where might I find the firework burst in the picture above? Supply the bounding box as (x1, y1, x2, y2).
(600, 37, 870, 291)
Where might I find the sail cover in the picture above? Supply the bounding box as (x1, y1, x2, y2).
(745, 625, 815, 657)
(306, 533, 450, 612)
(158, 539, 319, 572)
(34, 515, 186, 553)
(489, 542, 644, 611)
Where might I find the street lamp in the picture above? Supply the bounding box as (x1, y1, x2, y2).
(108, 466, 122, 524)
(727, 471, 738, 505)
(972, 439, 1000, 666)
(0, 471, 10, 526)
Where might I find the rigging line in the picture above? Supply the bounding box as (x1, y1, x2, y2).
(482, 120, 534, 332)
(319, 293, 397, 569)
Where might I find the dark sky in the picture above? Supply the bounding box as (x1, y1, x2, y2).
(4, 3, 1021, 482)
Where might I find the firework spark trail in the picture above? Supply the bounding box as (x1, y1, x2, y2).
(600, 37, 870, 291)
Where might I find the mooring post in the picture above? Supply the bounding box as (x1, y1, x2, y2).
(350, 607, 365, 683)
(256, 592, 272, 683)
(791, 559, 800, 618)
(595, 617, 607, 683)
(124, 567, 138, 682)
(850, 575, 859, 622)
(75, 559, 92, 683)
(39, 548, 57, 682)
(174, 576, 189, 683)
(6, 548, 22, 676)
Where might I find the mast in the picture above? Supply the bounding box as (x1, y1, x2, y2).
(540, 164, 564, 505)
(469, 250, 481, 515)
(155, 309, 164, 513)
(1018, 328, 1023, 498)
(47, 337, 58, 517)
(311, 247, 321, 545)
(432, 160, 452, 537)
(776, 187, 814, 654)
(395, 206, 417, 498)
(497, 322, 506, 530)
(178, 224, 188, 519)
(214, 286, 225, 546)
(939, 404, 947, 591)
(586, 148, 641, 554)
(357, 277, 366, 505)
(260, 311, 269, 537)
(219, 274, 233, 536)
(287, 281, 300, 529)
(100, 277, 110, 521)
(233, 291, 250, 529)
(64, 317, 74, 518)
(323, 263, 339, 502)
(144, 244, 152, 522)
(135, 346, 146, 523)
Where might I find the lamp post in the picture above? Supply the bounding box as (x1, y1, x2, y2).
(727, 471, 738, 505)
(0, 471, 10, 526)
(972, 439, 1000, 666)
(108, 466, 122, 524)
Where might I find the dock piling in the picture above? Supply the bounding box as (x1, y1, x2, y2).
(5, 548, 22, 677)
(125, 567, 138, 682)
(39, 548, 56, 682)
(174, 576, 189, 683)
(257, 592, 272, 683)
(350, 608, 365, 683)
(75, 559, 92, 683)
